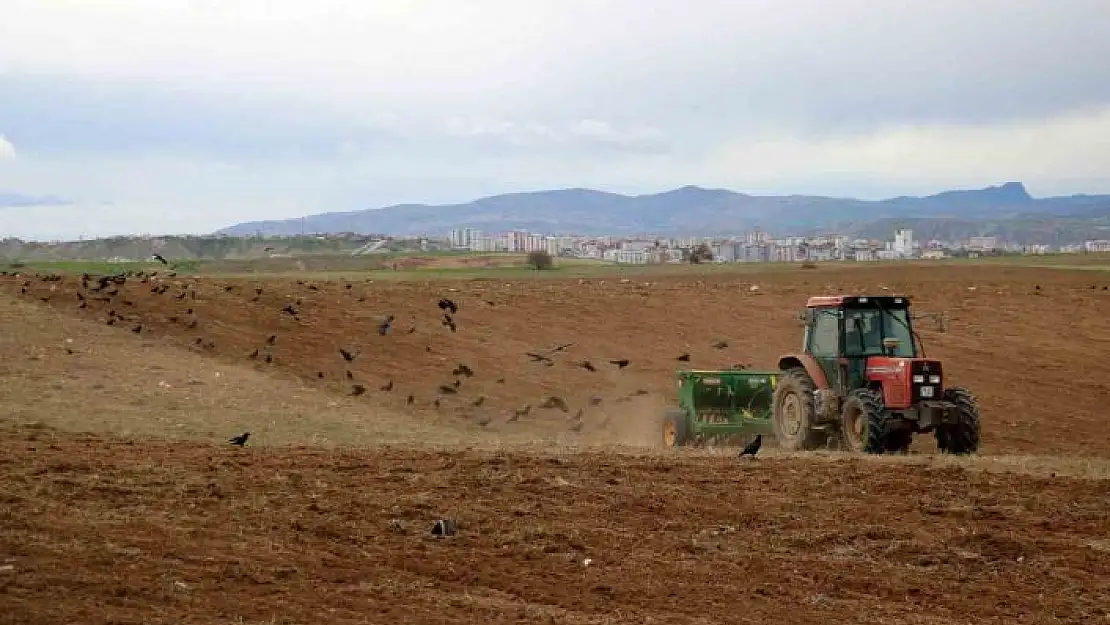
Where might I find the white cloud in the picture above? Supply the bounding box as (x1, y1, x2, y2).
(0, 0, 587, 111)
(704, 106, 1110, 198)
(2, 0, 1110, 237)
(439, 118, 667, 152)
(0, 135, 15, 160)
(4, 0, 1108, 124)
(566, 120, 668, 152)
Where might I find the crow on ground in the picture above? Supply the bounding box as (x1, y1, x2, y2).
(739, 434, 762, 458)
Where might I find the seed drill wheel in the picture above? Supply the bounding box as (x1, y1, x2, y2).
(839, 388, 890, 454)
(661, 408, 690, 447)
(771, 367, 826, 451)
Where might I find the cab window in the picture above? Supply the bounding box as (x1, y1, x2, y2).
(844, 308, 915, 357)
(807, 308, 840, 357)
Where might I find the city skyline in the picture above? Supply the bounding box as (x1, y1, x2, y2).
(441, 226, 1102, 264)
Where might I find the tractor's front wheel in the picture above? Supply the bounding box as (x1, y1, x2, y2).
(661, 408, 690, 448)
(839, 388, 891, 454)
(771, 367, 826, 451)
(935, 387, 981, 455)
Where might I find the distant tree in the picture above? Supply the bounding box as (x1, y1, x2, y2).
(687, 243, 714, 264)
(527, 250, 554, 270)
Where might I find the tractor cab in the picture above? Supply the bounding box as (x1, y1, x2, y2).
(801, 295, 921, 396)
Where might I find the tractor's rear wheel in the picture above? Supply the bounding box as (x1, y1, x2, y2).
(661, 408, 690, 448)
(771, 367, 826, 451)
(839, 388, 891, 454)
(935, 387, 981, 455)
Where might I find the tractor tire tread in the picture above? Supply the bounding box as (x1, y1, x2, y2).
(936, 386, 981, 455)
(852, 388, 890, 455)
(772, 367, 826, 451)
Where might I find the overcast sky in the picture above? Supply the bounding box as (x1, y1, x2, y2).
(2, 0, 1109, 239)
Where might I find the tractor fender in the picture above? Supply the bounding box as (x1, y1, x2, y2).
(776, 354, 829, 389)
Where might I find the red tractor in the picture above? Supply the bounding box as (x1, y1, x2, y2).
(771, 295, 980, 454)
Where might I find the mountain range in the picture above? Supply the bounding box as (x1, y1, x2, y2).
(215, 182, 1110, 245)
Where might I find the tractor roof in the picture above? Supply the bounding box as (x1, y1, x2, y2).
(806, 295, 911, 308)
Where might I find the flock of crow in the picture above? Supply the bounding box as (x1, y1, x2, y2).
(3, 262, 758, 452)
(25, 259, 1101, 459)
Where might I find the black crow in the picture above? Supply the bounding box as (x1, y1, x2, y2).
(739, 434, 762, 458)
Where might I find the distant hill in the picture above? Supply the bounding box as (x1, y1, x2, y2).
(845, 215, 1110, 247)
(0, 234, 390, 262)
(0, 191, 70, 208)
(214, 181, 1110, 243)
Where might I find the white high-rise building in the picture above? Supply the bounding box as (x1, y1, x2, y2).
(893, 228, 914, 257)
(449, 228, 481, 249)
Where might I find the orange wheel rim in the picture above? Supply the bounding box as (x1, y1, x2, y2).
(663, 420, 677, 446)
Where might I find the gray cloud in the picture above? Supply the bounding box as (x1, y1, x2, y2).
(556, 0, 1110, 130)
(0, 75, 408, 161)
(438, 117, 669, 154)
(1, 0, 1109, 238)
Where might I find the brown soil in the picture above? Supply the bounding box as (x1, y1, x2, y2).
(1, 262, 1109, 623)
(3, 424, 1110, 624)
(4, 263, 1107, 455)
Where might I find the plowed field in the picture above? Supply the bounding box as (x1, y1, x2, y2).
(1, 261, 1109, 624)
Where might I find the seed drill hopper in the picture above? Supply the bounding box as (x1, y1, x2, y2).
(661, 368, 781, 447)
